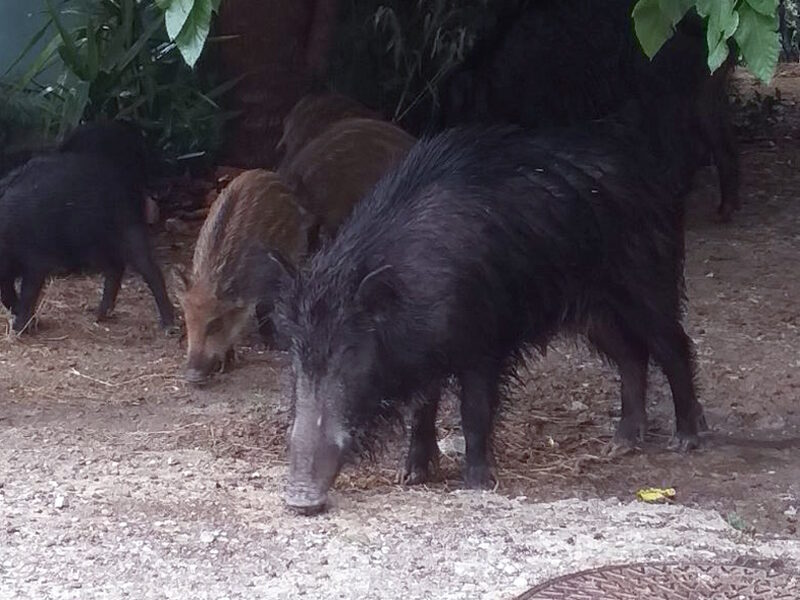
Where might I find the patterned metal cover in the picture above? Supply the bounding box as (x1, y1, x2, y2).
(515, 562, 800, 600)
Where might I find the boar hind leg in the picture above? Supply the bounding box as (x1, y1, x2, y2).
(96, 266, 124, 321)
(402, 384, 441, 485)
(587, 318, 649, 453)
(648, 321, 706, 452)
(123, 229, 175, 330)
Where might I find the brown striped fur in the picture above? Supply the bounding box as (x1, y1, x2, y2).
(277, 92, 378, 169)
(177, 169, 315, 384)
(279, 117, 415, 234)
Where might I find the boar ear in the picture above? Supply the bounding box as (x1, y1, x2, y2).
(172, 265, 191, 299)
(356, 265, 398, 314)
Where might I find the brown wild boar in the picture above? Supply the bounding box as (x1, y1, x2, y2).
(277, 92, 378, 169)
(176, 169, 317, 385)
(279, 117, 415, 234)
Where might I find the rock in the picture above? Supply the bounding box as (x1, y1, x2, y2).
(200, 531, 217, 544)
(570, 400, 589, 412)
(54, 495, 68, 509)
(438, 435, 466, 457)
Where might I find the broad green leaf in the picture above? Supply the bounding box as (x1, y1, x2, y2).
(632, 0, 675, 58)
(164, 0, 193, 42)
(164, 0, 215, 67)
(701, 0, 737, 73)
(657, 0, 694, 26)
(734, 1, 780, 83)
(744, 0, 778, 18)
(707, 36, 731, 72)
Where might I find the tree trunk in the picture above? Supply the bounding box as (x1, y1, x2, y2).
(214, 0, 341, 168)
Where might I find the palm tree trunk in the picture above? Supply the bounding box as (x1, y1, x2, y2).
(215, 0, 341, 168)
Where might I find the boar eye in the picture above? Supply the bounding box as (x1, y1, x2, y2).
(206, 317, 224, 335)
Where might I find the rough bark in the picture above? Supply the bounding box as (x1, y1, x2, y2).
(215, 0, 341, 168)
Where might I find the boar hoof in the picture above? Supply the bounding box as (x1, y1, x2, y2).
(604, 417, 645, 456)
(667, 430, 703, 453)
(399, 464, 432, 486)
(463, 464, 495, 490)
(95, 310, 115, 322)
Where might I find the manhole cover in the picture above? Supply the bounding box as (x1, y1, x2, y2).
(516, 562, 799, 600)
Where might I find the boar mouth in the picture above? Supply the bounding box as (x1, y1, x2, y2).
(183, 359, 223, 386)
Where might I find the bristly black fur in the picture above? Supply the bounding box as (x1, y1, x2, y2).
(278, 121, 696, 448)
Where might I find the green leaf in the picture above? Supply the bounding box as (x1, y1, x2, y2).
(699, 0, 738, 73)
(632, 0, 675, 58)
(85, 20, 100, 81)
(657, 0, 695, 26)
(744, 0, 778, 18)
(46, 0, 87, 80)
(115, 16, 164, 73)
(734, 1, 780, 83)
(163, 0, 215, 68)
(14, 34, 63, 91)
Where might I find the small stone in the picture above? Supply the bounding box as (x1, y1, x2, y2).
(512, 576, 528, 589)
(167, 457, 178, 466)
(438, 436, 466, 457)
(54, 495, 68, 509)
(570, 400, 589, 411)
(200, 531, 217, 544)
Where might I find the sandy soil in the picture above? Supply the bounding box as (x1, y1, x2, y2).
(1, 69, 799, 599)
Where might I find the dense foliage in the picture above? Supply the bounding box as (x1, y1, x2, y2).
(0, 0, 229, 169)
(328, 0, 523, 130)
(633, 0, 782, 82)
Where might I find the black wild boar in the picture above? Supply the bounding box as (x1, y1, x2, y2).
(277, 123, 705, 514)
(0, 152, 175, 333)
(277, 92, 379, 170)
(177, 169, 318, 385)
(279, 117, 415, 235)
(59, 120, 160, 224)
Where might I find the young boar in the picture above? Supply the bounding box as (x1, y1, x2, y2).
(178, 169, 317, 385)
(279, 117, 415, 235)
(277, 92, 378, 169)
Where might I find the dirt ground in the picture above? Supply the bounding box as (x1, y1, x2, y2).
(2, 68, 800, 599)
